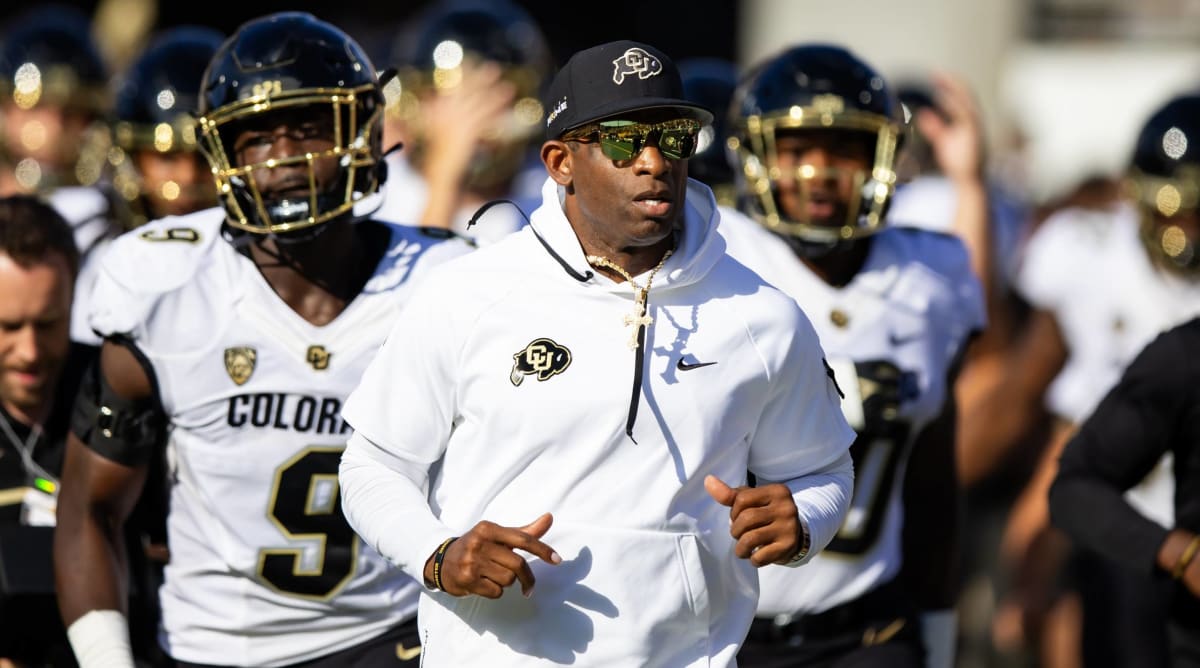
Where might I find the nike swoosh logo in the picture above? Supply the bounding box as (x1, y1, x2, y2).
(396, 643, 422, 661)
(887, 332, 922, 346)
(677, 359, 718, 371)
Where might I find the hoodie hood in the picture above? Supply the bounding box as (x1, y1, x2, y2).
(526, 175, 727, 291)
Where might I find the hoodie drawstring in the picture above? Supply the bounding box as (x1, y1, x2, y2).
(469, 199, 596, 283)
(586, 247, 674, 443)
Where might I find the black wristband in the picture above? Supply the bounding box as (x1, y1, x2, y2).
(432, 537, 458, 591)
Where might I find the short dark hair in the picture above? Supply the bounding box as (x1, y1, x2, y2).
(0, 195, 80, 277)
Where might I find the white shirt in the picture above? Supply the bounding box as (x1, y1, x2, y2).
(721, 211, 984, 615)
(339, 177, 856, 667)
(86, 208, 472, 666)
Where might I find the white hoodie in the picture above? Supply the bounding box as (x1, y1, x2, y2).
(339, 177, 855, 667)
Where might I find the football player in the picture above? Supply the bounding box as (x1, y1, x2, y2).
(110, 26, 225, 226)
(69, 27, 226, 349)
(377, 0, 551, 243)
(723, 44, 986, 668)
(971, 93, 1200, 667)
(53, 13, 472, 667)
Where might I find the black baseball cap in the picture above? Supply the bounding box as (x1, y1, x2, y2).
(543, 40, 713, 140)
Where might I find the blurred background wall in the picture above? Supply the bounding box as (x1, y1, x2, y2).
(741, 0, 1200, 205)
(5, 0, 1200, 210)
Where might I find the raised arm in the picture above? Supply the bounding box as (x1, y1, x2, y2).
(916, 72, 992, 299)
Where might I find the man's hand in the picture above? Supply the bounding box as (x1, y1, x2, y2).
(418, 61, 517, 188)
(425, 513, 561, 599)
(915, 72, 985, 187)
(705, 475, 802, 566)
(1159, 529, 1200, 599)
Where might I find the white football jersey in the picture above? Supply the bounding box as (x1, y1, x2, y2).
(1017, 202, 1200, 526)
(87, 208, 473, 666)
(721, 211, 984, 615)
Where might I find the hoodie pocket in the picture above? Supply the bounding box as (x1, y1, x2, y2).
(418, 521, 712, 667)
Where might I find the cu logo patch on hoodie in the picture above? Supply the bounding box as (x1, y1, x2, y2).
(510, 338, 572, 386)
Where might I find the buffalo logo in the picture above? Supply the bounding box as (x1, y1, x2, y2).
(306, 345, 332, 371)
(224, 347, 257, 386)
(510, 338, 572, 386)
(612, 48, 662, 85)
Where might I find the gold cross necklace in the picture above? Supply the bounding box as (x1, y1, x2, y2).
(586, 245, 674, 350)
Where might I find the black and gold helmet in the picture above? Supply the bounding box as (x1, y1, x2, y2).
(0, 6, 111, 191)
(113, 27, 224, 156)
(1128, 94, 1200, 277)
(197, 12, 384, 235)
(0, 7, 108, 113)
(110, 27, 224, 220)
(385, 0, 550, 189)
(730, 44, 904, 245)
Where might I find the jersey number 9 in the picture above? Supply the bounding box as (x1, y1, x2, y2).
(257, 447, 357, 599)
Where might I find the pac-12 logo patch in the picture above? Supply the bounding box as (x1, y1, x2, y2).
(510, 338, 572, 386)
(224, 347, 257, 386)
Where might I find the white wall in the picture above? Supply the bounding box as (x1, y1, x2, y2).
(1001, 44, 1200, 203)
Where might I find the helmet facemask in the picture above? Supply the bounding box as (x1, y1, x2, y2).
(198, 84, 382, 235)
(1128, 166, 1200, 277)
(735, 100, 901, 247)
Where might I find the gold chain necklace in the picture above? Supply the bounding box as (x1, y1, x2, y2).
(586, 247, 674, 350)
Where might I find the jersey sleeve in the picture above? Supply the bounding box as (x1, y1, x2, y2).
(1049, 320, 1198, 572)
(86, 214, 221, 343)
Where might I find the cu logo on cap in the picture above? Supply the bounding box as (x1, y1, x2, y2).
(612, 48, 662, 84)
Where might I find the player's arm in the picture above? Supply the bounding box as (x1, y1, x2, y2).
(917, 73, 993, 300)
(958, 307, 1066, 486)
(417, 61, 516, 231)
(54, 340, 161, 668)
